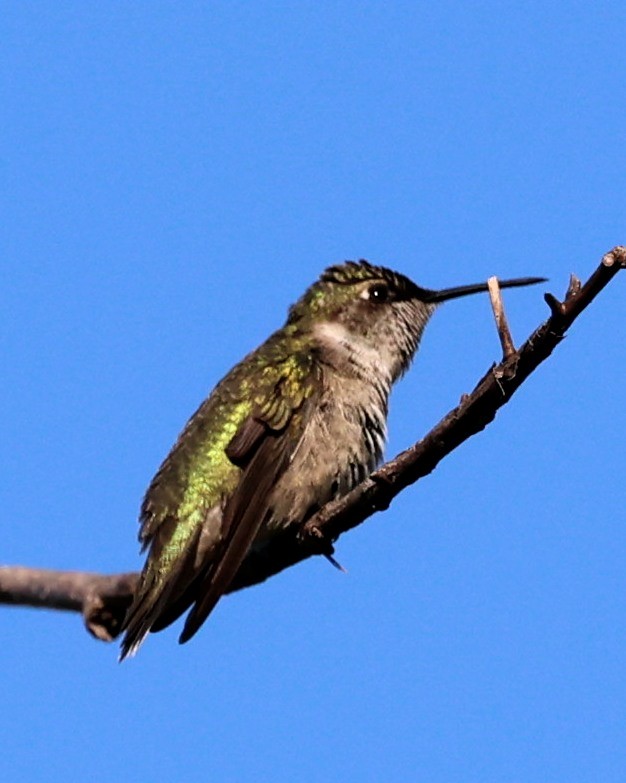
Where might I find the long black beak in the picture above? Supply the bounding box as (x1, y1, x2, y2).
(420, 276, 547, 304)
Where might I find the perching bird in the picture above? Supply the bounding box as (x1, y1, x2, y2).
(120, 260, 544, 658)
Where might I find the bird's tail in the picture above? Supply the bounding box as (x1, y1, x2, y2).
(119, 525, 202, 660)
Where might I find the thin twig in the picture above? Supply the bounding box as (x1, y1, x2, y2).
(487, 276, 516, 360)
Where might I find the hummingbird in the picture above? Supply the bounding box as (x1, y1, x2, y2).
(120, 260, 544, 658)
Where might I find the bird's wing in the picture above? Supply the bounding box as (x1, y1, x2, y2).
(120, 344, 320, 659)
(178, 362, 320, 643)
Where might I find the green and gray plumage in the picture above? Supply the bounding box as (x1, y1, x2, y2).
(120, 261, 544, 658)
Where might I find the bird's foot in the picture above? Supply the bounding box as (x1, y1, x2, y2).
(298, 524, 347, 573)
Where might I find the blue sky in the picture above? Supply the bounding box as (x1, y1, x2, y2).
(1, 3, 625, 781)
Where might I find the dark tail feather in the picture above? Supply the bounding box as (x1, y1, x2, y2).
(119, 583, 159, 660)
(119, 529, 202, 660)
(149, 573, 204, 633)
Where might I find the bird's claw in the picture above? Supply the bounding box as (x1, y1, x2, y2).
(299, 523, 347, 573)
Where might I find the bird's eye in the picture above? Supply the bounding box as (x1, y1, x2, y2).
(365, 283, 389, 303)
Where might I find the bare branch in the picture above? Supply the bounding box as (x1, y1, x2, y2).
(1, 246, 624, 643)
(0, 566, 137, 641)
